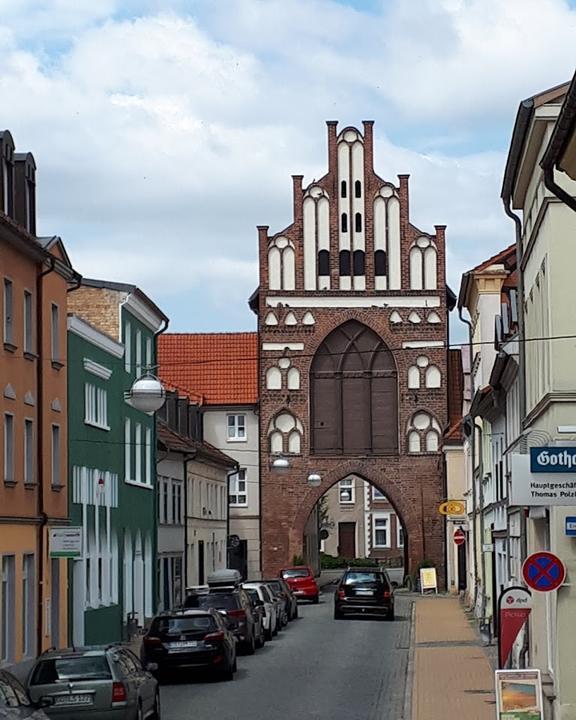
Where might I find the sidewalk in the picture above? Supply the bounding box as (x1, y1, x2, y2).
(411, 597, 495, 720)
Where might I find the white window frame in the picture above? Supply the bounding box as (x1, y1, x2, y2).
(229, 469, 248, 507)
(51, 424, 61, 487)
(227, 414, 246, 442)
(22, 553, 35, 658)
(397, 522, 404, 548)
(24, 418, 34, 485)
(3, 278, 14, 346)
(84, 383, 109, 430)
(339, 477, 355, 505)
(372, 486, 386, 500)
(1, 555, 16, 663)
(135, 330, 142, 376)
(23, 290, 33, 353)
(124, 418, 132, 482)
(124, 321, 131, 373)
(3, 413, 14, 484)
(145, 427, 151, 485)
(372, 513, 391, 548)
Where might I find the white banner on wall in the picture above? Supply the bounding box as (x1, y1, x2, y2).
(511, 454, 576, 506)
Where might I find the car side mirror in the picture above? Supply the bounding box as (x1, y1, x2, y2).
(146, 662, 159, 674)
(38, 697, 55, 708)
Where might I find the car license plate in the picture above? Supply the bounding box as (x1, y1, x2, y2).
(54, 694, 93, 706)
(356, 589, 374, 596)
(170, 641, 198, 649)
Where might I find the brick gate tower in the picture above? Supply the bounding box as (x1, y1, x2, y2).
(252, 121, 451, 585)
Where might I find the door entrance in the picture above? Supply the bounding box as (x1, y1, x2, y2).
(457, 542, 467, 592)
(338, 522, 356, 559)
(198, 541, 205, 585)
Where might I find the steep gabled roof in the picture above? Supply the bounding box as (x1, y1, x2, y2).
(157, 421, 237, 468)
(158, 332, 258, 406)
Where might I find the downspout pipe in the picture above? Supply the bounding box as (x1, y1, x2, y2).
(459, 303, 477, 607)
(502, 195, 530, 666)
(36, 255, 56, 654)
(543, 165, 576, 213)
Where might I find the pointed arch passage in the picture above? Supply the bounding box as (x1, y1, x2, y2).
(311, 320, 398, 455)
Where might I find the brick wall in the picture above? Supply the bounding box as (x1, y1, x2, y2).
(256, 121, 449, 586)
(67, 287, 122, 340)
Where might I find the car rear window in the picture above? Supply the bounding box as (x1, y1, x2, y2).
(266, 581, 281, 592)
(152, 616, 217, 636)
(31, 656, 112, 685)
(246, 589, 260, 603)
(197, 594, 239, 611)
(282, 568, 310, 578)
(344, 571, 389, 587)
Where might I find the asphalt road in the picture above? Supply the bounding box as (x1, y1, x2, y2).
(160, 588, 412, 720)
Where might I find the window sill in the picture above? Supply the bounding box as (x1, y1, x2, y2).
(51, 360, 65, 371)
(23, 350, 37, 361)
(3, 342, 17, 353)
(229, 504, 249, 509)
(3, 479, 17, 488)
(84, 420, 110, 431)
(51, 483, 65, 492)
(124, 479, 153, 490)
(24, 482, 37, 490)
(227, 437, 248, 443)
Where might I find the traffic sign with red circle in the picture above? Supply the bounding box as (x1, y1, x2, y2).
(453, 528, 466, 546)
(522, 551, 566, 592)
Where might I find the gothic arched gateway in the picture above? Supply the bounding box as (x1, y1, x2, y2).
(255, 121, 449, 586)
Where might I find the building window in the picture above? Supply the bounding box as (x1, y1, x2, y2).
(136, 330, 142, 376)
(341, 180, 347, 198)
(374, 250, 387, 276)
(339, 477, 355, 504)
(84, 384, 108, 429)
(50, 304, 60, 362)
(135, 423, 142, 482)
(51, 425, 61, 486)
(24, 419, 34, 485)
(373, 517, 389, 548)
(3, 414, 14, 483)
(172, 481, 182, 523)
(1, 556, 15, 663)
(124, 322, 132, 373)
(339, 250, 351, 276)
(124, 419, 132, 481)
(3, 279, 13, 346)
(146, 337, 152, 369)
(353, 249, 365, 275)
(397, 524, 404, 548)
(227, 414, 246, 441)
(145, 427, 151, 485)
(341, 213, 348, 233)
(23, 290, 33, 353)
(2, 157, 14, 216)
(22, 554, 35, 657)
(318, 250, 330, 276)
(229, 469, 248, 506)
(355, 213, 362, 233)
(354, 180, 362, 198)
(372, 486, 386, 500)
(407, 412, 441, 454)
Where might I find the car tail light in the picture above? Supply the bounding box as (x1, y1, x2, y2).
(112, 682, 127, 704)
(143, 636, 162, 646)
(204, 630, 225, 643)
(337, 589, 346, 599)
(383, 591, 391, 598)
(227, 609, 246, 619)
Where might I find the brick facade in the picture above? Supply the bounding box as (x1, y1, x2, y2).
(256, 121, 449, 585)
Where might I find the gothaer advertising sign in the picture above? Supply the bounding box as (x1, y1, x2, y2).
(511, 453, 576, 506)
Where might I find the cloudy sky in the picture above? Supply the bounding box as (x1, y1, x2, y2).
(1, 0, 575, 334)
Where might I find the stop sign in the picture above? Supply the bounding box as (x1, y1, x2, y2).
(453, 528, 466, 546)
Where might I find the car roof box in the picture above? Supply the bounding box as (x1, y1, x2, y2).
(207, 569, 242, 588)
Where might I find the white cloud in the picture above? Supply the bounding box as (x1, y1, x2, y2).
(0, 0, 574, 331)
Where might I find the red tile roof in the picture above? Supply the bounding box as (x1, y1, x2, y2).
(470, 243, 516, 273)
(158, 332, 258, 406)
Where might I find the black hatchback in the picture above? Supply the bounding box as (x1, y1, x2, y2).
(142, 609, 237, 681)
(334, 568, 395, 620)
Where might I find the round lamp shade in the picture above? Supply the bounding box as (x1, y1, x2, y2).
(127, 374, 166, 414)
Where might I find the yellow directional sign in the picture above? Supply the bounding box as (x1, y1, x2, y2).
(438, 500, 466, 516)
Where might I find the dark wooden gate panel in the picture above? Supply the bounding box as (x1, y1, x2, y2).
(338, 522, 356, 558)
(371, 376, 398, 453)
(342, 376, 370, 453)
(312, 375, 340, 453)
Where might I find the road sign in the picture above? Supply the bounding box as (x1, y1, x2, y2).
(453, 528, 465, 546)
(522, 552, 566, 592)
(498, 586, 532, 668)
(439, 500, 465, 516)
(49, 528, 82, 558)
(566, 517, 576, 536)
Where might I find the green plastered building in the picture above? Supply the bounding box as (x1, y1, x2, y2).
(67, 279, 168, 644)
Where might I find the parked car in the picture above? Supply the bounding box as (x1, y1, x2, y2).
(334, 567, 395, 620)
(0, 669, 50, 719)
(26, 645, 160, 720)
(243, 582, 278, 640)
(141, 609, 236, 682)
(184, 586, 258, 655)
(280, 566, 319, 603)
(263, 578, 298, 622)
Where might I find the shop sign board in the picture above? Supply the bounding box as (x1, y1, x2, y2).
(511, 454, 576, 505)
(495, 669, 543, 719)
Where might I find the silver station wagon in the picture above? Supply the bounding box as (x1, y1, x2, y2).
(26, 645, 160, 720)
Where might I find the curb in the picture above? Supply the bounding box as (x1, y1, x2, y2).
(402, 600, 416, 720)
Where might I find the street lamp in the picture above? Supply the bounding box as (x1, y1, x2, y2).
(271, 456, 290, 472)
(307, 473, 322, 488)
(125, 372, 166, 414)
